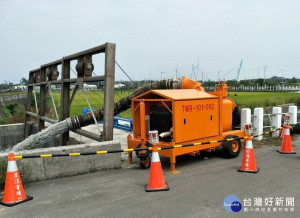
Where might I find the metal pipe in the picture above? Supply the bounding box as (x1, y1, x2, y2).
(26, 111, 57, 124)
(26, 111, 101, 141)
(159, 132, 172, 138)
(159, 127, 173, 138)
(73, 129, 102, 141)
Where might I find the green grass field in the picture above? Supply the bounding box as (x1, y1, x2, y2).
(52, 90, 134, 119)
(229, 92, 300, 110)
(51, 91, 300, 119)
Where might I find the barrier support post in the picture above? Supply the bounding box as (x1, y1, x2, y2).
(253, 108, 263, 141)
(272, 107, 282, 137)
(241, 108, 251, 130)
(288, 106, 297, 125)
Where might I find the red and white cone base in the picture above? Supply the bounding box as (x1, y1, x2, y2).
(277, 128, 296, 154)
(238, 140, 260, 173)
(145, 148, 169, 192)
(0, 153, 33, 207)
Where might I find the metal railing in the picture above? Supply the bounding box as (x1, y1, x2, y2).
(24, 43, 116, 145)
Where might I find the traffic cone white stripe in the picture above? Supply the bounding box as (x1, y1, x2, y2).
(245, 140, 253, 149)
(284, 128, 290, 135)
(7, 161, 18, 172)
(151, 151, 160, 162)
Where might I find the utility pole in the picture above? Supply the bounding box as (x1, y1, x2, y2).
(264, 65, 267, 83)
(161, 72, 165, 80)
(218, 71, 220, 81)
(175, 63, 178, 79)
(197, 57, 200, 81)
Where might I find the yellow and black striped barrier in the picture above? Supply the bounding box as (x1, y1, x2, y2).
(13, 127, 283, 160)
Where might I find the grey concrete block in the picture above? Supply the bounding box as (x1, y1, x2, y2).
(0, 123, 25, 150)
(0, 141, 121, 182)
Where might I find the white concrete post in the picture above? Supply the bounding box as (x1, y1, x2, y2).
(241, 108, 251, 130)
(272, 107, 282, 137)
(253, 108, 264, 141)
(288, 106, 297, 125)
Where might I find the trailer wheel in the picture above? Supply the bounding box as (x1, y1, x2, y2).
(136, 142, 152, 169)
(222, 135, 241, 158)
(140, 155, 151, 169)
(135, 142, 151, 158)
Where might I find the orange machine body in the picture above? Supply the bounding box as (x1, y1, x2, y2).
(127, 78, 244, 173)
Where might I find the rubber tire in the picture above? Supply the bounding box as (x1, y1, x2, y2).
(222, 135, 241, 158)
(135, 142, 151, 159)
(140, 155, 151, 169)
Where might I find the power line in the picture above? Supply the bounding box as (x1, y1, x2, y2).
(115, 61, 135, 86)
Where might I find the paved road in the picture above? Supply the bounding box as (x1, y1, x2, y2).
(1, 136, 300, 218)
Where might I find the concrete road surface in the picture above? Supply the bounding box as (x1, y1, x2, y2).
(1, 136, 300, 218)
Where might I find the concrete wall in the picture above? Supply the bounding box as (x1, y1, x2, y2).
(0, 141, 121, 182)
(0, 122, 40, 152)
(0, 93, 27, 107)
(0, 123, 25, 151)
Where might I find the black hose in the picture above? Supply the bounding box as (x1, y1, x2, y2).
(71, 79, 180, 129)
(232, 100, 240, 129)
(291, 123, 300, 134)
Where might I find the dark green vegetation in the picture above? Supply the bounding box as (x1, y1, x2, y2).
(0, 102, 21, 124)
(0, 92, 52, 124)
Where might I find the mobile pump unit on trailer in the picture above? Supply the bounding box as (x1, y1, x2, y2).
(127, 76, 244, 173)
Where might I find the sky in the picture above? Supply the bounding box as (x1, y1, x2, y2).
(1, 0, 300, 84)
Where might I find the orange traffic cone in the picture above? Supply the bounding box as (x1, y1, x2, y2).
(145, 145, 169, 192)
(280, 126, 285, 138)
(238, 136, 260, 173)
(0, 153, 33, 207)
(277, 126, 296, 154)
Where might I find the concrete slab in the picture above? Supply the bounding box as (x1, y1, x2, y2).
(1, 135, 299, 217)
(71, 124, 130, 160)
(0, 141, 121, 182)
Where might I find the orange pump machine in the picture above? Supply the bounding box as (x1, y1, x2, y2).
(127, 77, 244, 173)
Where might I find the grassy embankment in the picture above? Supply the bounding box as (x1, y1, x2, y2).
(0, 91, 26, 97)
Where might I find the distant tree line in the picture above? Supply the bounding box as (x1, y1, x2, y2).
(0, 77, 28, 91)
(204, 77, 299, 87)
(115, 77, 299, 90)
(0, 76, 299, 93)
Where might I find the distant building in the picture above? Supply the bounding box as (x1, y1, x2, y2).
(51, 85, 57, 90)
(83, 83, 97, 90)
(270, 76, 284, 81)
(13, 85, 27, 90)
(114, 83, 126, 88)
